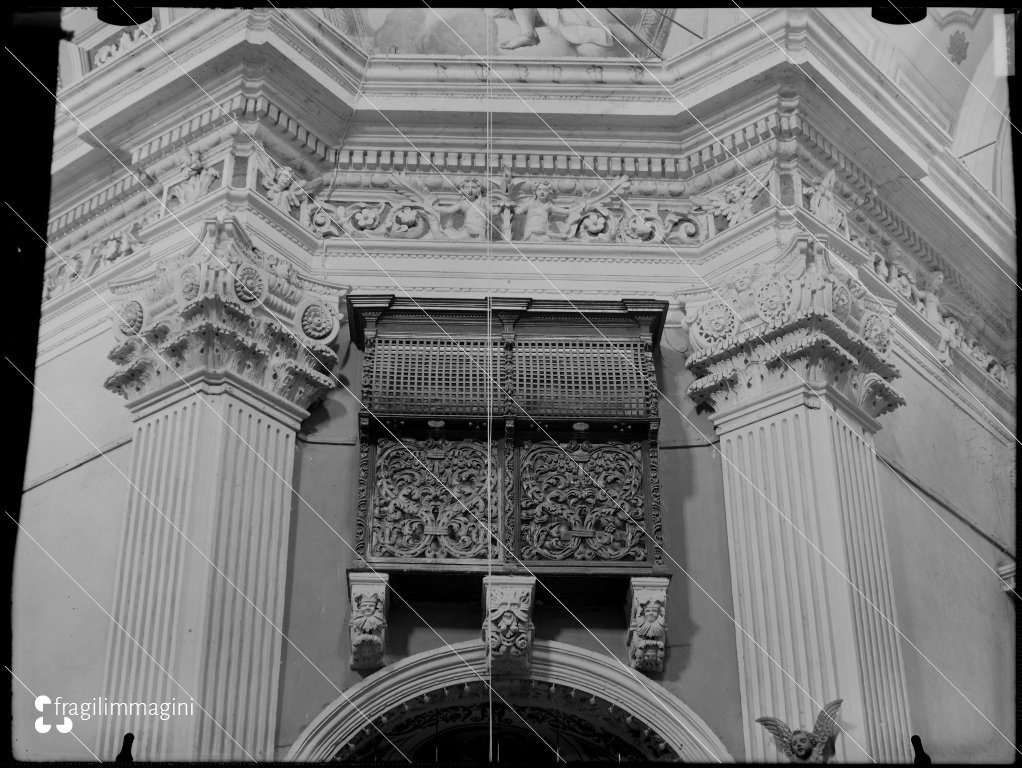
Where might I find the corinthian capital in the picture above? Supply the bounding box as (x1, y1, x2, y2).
(104, 217, 345, 412)
(684, 236, 905, 420)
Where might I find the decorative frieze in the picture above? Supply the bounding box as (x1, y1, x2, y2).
(482, 575, 536, 675)
(103, 217, 341, 411)
(626, 577, 669, 674)
(349, 572, 390, 671)
(90, 17, 158, 70)
(866, 244, 1015, 393)
(43, 222, 145, 301)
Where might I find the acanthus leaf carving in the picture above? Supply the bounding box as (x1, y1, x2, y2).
(370, 437, 499, 561)
(102, 217, 343, 412)
(482, 575, 536, 675)
(519, 439, 647, 563)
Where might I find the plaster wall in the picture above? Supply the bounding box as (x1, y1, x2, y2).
(876, 343, 1015, 762)
(23, 322, 131, 486)
(12, 442, 133, 760)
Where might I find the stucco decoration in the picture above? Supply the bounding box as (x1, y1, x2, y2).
(349, 573, 390, 671)
(948, 30, 969, 65)
(90, 17, 158, 69)
(103, 217, 343, 411)
(169, 147, 222, 207)
(627, 577, 669, 674)
(690, 161, 773, 228)
(268, 168, 708, 246)
(756, 699, 843, 763)
(685, 236, 905, 419)
(519, 440, 647, 562)
(284, 639, 733, 762)
(482, 575, 536, 675)
(867, 243, 1012, 388)
(370, 437, 499, 560)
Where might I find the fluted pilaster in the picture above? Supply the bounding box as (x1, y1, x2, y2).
(97, 218, 343, 760)
(686, 235, 911, 762)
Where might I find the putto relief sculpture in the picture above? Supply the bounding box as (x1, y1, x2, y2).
(626, 577, 669, 674)
(349, 573, 389, 671)
(248, 164, 712, 246)
(169, 147, 221, 207)
(516, 179, 574, 241)
(756, 699, 843, 763)
(433, 177, 495, 239)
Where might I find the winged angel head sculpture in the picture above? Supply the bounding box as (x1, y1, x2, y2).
(756, 699, 843, 763)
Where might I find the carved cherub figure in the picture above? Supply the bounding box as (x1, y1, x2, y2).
(172, 147, 220, 205)
(253, 147, 309, 214)
(434, 177, 493, 239)
(756, 699, 843, 763)
(627, 597, 666, 671)
(691, 162, 773, 228)
(516, 180, 572, 241)
(350, 593, 385, 638)
(921, 270, 944, 324)
(807, 168, 842, 229)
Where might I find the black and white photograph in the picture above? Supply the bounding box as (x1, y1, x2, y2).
(5, 5, 1017, 763)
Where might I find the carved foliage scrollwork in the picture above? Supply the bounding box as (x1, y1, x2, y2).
(519, 440, 646, 562)
(482, 576, 536, 675)
(371, 437, 499, 560)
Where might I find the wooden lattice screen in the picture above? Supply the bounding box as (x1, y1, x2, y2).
(514, 339, 647, 418)
(370, 337, 503, 416)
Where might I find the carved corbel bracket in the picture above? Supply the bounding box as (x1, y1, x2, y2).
(482, 575, 536, 675)
(627, 576, 669, 674)
(349, 571, 390, 671)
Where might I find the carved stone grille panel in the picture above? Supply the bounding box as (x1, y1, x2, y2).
(515, 340, 646, 418)
(370, 338, 502, 416)
(519, 440, 647, 562)
(370, 437, 500, 561)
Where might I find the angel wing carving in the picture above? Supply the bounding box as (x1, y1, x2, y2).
(755, 715, 795, 758)
(253, 144, 306, 214)
(809, 698, 843, 762)
(691, 161, 775, 228)
(756, 698, 842, 763)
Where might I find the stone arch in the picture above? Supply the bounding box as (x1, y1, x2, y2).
(285, 639, 733, 762)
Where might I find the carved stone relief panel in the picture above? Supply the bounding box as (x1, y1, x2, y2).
(519, 439, 647, 563)
(370, 437, 500, 561)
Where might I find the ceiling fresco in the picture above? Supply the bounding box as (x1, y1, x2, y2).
(362, 8, 667, 58)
